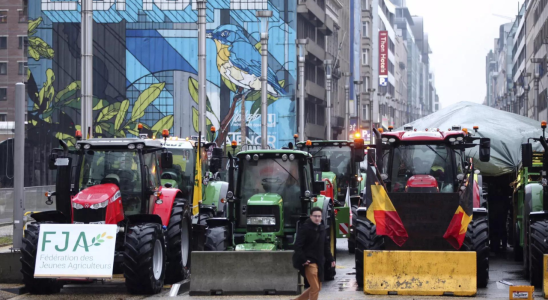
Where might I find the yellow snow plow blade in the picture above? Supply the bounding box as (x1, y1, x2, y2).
(363, 250, 477, 296)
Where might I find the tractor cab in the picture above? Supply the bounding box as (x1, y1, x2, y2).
(233, 150, 316, 249)
(48, 138, 172, 224)
(296, 140, 364, 203)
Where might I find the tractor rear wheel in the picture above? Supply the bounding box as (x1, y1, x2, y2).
(20, 223, 62, 294)
(165, 199, 192, 284)
(513, 224, 523, 262)
(354, 218, 384, 287)
(204, 224, 230, 251)
(462, 218, 489, 288)
(348, 205, 358, 254)
(124, 223, 166, 294)
(324, 201, 336, 281)
(529, 219, 548, 286)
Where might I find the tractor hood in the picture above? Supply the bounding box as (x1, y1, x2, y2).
(247, 193, 283, 206)
(72, 184, 121, 206)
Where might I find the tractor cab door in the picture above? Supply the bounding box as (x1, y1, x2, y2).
(144, 151, 162, 214)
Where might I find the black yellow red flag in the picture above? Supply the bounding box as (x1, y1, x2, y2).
(364, 164, 408, 246)
(443, 161, 476, 249)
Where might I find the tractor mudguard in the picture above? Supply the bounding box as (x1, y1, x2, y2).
(31, 210, 70, 223)
(530, 211, 548, 223)
(473, 207, 488, 221)
(153, 187, 186, 226)
(321, 172, 337, 198)
(126, 214, 163, 225)
(335, 206, 350, 238)
(202, 181, 229, 214)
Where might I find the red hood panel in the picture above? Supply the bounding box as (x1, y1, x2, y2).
(73, 184, 121, 205)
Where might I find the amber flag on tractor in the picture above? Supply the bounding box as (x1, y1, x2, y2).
(192, 144, 202, 216)
(364, 165, 408, 246)
(443, 162, 476, 249)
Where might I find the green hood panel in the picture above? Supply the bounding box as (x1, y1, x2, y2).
(247, 193, 283, 206)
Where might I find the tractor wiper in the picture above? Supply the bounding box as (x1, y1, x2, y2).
(426, 145, 447, 162)
(271, 158, 299, 183)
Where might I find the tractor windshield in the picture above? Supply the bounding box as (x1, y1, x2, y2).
(386, 144, 455, 193)
(164, 148, 195, 196)
(239, 158, 304, 228)
(310, 146, 353, 180)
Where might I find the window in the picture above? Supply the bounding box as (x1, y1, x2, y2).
(361, 0, 368, 10)
(364, 76, 370, 91)
(18, 36, 27, 49)
(362, 21, 369, 38)
(362, 104, 369, 121)
(0, 63, 6, 75)
(0, 114, 6, 121)
(0, 11, 7, 23)
(18, 9, 27, 23)
(0, 37, 5, 49)
(317, 105, 325, 125)
(362, 48, 369, 65)
(0, 88, 6, 101)
(18, 62, 27, 75)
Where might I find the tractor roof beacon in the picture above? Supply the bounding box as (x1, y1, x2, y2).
(22, 137, 193, 294)
(514, 120, 548, 286)
(354, 126, 491, 291)
(189, 145, 365, 295)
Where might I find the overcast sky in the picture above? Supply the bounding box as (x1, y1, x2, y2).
(405, 0, 520, 109)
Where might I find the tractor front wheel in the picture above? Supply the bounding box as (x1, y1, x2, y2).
(123, 223, 166, 294)
(529, 219, 548, 286)
(20, 223, 62, 294)
(165, 199, 192, 284)
(354, 218, 384, 287)
(204, 224, 230, 251)
(462, 218, 490, 288)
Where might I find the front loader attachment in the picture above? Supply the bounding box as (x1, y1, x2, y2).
(189, 251, 299, 295)
(363, 250, 477, 296)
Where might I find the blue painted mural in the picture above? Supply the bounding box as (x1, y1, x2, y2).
(27, 0, 297, 151)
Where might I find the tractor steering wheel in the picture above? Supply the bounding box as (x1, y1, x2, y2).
(261, 177, 283, 193)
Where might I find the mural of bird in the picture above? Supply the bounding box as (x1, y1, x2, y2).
(207, 24, 286, 97)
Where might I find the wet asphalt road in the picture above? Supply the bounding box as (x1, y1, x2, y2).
(0, 239, 544, 300)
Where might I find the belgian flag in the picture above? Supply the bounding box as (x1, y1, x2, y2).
(443, 162, 475, 249)
(364, 164, 408, 246)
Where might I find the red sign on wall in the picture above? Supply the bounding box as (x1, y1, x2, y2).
(379, 31, 388, 77)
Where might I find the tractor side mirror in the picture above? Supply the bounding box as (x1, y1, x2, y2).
(312, 181, 324, 195)
(353, 138, 365, 162)
(209, 148, 223, 173)
(479, 138, 491, 162)
(320, 157, 330, 172)
(522, 143, 533, 168)
(161, 151, 173, 169)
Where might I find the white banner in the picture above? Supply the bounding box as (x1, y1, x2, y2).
(35, 224, 117, 278)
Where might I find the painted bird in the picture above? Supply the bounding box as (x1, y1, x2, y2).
(207, 24, 286, 97)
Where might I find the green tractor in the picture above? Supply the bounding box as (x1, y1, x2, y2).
(296, 139, 366, 253)
(512, 121, 548, 286)
(190, 146, 365, 294)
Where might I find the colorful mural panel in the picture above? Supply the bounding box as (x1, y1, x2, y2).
(27, 0, 296, 158)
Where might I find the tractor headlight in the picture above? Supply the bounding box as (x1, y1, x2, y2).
(128, 144, 136, 150)
(72, 202, 84, 209)
(247, 216, 276, 226)
(75, 144, 81, 150)
(90, 200, 109, 209)
(83, 144, 91, 150)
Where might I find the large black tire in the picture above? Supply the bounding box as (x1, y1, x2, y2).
(462, 218, 490, 288)
(354, 218, 384, 287)
(324, 201, 336, 281)
(165, 199, 192, 284)
(20, 223, 62, 294)
(348, 232, 356, 254)
(123, 223, 166, 294)
(529, 220, 548, 286)
(198, 211, 213, 227)
(204, 225, 229, 251)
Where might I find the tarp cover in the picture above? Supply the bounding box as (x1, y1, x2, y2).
(400, 101, 544, 177)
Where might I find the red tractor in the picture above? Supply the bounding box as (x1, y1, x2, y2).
(20, 137, 191, 294)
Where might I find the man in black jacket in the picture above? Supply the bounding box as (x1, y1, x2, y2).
(293, 206, 335, 300)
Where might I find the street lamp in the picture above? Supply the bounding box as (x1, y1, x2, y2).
(256, 10, 272, 149)
(197, 0, 207, 137)
(297, 39, 308, 142)
(368, 88, 375, 145)
(343, 72, 351, 139)
(324, 59, 332, 139)
(353, 80, 363, 138)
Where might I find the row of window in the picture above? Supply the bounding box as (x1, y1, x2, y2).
(0, 36, 28, 50)
(0, 62, 27, 75)
(305, 100, 325, 125)
(0, 10, 28, 23)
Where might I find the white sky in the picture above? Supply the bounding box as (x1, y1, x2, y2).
(405, 0, 520, 109)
